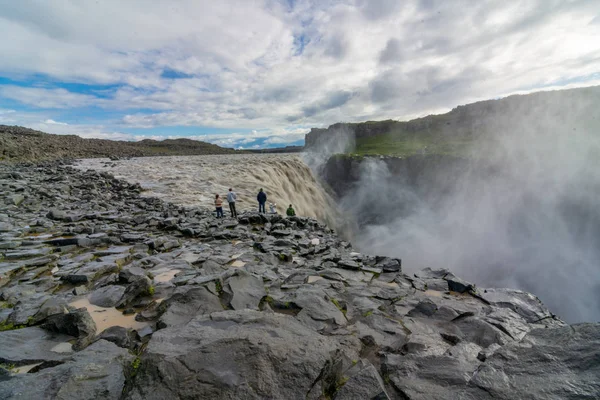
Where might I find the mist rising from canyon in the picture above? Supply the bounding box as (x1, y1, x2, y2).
(306, 90, 600, 323)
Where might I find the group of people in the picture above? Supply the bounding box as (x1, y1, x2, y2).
(214, 188, 296, 218)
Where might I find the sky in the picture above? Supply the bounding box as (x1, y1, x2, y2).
(0, 0, 599, 149)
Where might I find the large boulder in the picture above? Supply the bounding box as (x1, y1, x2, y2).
(125, 310, 360, 399)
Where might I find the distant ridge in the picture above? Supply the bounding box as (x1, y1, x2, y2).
(305, 85, 600, 156)
(0, 125, 236, 162)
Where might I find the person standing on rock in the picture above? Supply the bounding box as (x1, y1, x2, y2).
(227, 188, 237, 218)
(286, 204, 296, 216)
(214, 194, 224, 218)
(257, 188, 267, 213)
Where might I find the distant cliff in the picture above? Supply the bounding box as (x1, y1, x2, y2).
(0, 125, 236, 162)
(305, 85, 600, 156)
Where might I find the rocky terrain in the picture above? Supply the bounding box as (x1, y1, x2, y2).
(0, 125, 236, 162)
(0, 161, 598, 399)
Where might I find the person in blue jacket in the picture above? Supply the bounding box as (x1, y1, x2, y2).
(257, 188, 267, 213)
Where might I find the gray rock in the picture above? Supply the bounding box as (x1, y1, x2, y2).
(40, 308, 97, 350)
(335, 360, 390, 400)
(478, 288, 556, 324)
(375, 256, 401, 273)
(415, 267, 449, 280)
(445, 272, 474, 293)
(32, 298, 68, 324)
(157, 286, 223, 328)
(0, 340, 133, 400)
(471, 323, 600, 399)
(11, 194, 25, 206)
(46, 209, 67, 221)
(452, 316, 509, 348)
(3, 247, 52, 260)
(0, 241, 21, 250)
(89, 285, 127, 307)
(98, 326, 135, 349)
(126, 310, 360, 400)
(224, 272, 266, 311)
(407, 299, 438, 317)
(72, 285, 89, 296)
(0, 327, 75, 364)
(337, 259, 360, 270)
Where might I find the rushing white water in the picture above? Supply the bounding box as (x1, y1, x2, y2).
(76, 154, 340, 227)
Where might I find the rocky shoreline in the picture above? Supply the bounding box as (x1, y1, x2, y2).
(0, 161, 598, 399)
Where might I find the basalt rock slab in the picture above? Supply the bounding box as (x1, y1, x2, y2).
(125, 310, 361, 400)
(0, 327, 75, 364)
(0, 340, 133, 400)
(89, 285, 127, 307)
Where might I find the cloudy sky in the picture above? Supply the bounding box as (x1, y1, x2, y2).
(0, 0, 599, 148)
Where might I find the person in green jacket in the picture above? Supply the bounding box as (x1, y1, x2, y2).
(286, 204, 296, 216)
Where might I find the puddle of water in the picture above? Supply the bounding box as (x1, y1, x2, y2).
(14, 363, 42, 374)
(424, 290, 444, 298)
(231, 253, 245, 260)
(231, 260, 245, 268)
(154, 269, 181, 283)
(70, 297, 148, 333)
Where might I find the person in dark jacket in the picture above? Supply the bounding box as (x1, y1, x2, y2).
(286, 204, 296, 216)
(257, 188, 267, 213)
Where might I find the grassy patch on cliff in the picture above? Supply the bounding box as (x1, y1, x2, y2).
(353, 133, 474, 157)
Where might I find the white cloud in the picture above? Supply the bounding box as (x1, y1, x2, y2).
(44, 119, 68, 125)
(0, 0, 599, 137)
(0, 86, 101, 109)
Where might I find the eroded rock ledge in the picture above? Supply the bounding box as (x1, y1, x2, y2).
(0, 161, 598, 399)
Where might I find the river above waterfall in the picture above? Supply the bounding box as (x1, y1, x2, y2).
(75, 154, 339, 227)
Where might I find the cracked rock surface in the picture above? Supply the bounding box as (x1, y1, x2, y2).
(0, 161, 598, 399)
